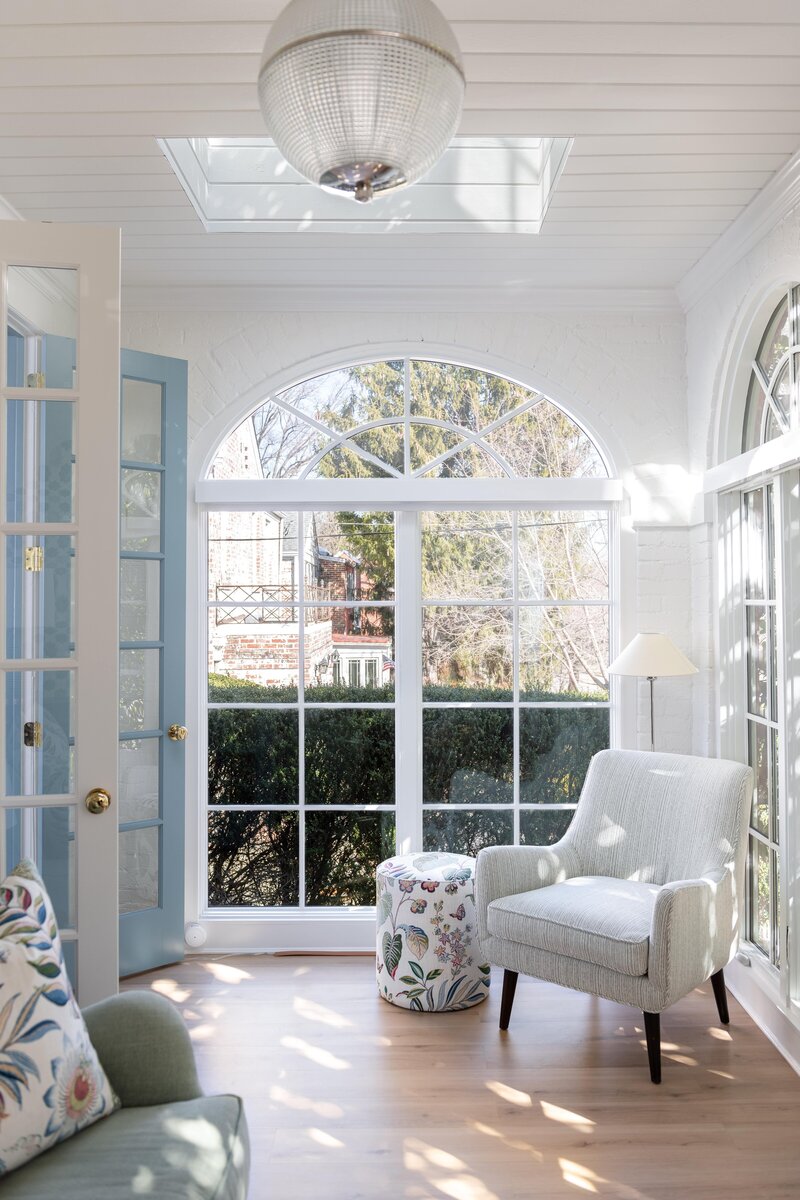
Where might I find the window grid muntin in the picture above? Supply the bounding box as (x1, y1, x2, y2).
(205, 508, 397, 909)
(420, 507, 609, 852)
(205, 504, 611, 909)
(742, 482, 781, 966)
(210, 358, 608, 483)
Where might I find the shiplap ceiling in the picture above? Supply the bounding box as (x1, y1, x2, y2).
(2, 1, 800, 307)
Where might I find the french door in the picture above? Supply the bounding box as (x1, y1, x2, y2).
(119, 349, 187, 976)
(1, 222, 120, 1004)
(201, 489, 616, 920)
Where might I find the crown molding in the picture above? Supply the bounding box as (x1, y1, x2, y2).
(677, 146, 800, 312)
(122, 283, 679, 315)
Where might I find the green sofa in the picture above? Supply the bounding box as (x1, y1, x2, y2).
(2, 990, 250, 1199)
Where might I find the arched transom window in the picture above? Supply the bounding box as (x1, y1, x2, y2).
(742, 288, 800, 451)
(209, 359, 607, 481)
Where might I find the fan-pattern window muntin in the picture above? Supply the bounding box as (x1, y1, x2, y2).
(209, 359, 608, 483)
(742, 287, 800, 453)
(204, 360, 612, 912)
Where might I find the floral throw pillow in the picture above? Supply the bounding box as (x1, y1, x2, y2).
(0, 859, 119, 1176)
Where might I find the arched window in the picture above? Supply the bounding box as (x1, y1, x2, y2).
(201, 359, 617, 923)
(741, 288, 800, 451)
(716, 292, 800, 991)
(209, 359, 608, 481)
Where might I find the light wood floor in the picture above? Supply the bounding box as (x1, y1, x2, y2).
(122, 956, 800, 1200)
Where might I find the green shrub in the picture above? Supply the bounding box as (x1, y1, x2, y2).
(205, 674, 609, 905)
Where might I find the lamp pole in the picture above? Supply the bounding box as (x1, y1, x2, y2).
(648, 675, 655, 753)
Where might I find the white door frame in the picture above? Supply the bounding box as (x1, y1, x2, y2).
(0, 222, 120, 1005)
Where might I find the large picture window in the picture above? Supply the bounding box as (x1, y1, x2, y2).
(201, 360, 616, 912)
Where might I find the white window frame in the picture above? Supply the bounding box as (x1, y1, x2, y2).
(196, 486, 622, 946)
(187, 355, 631, 951)
(707, 285, 800, 1030)
(713, 472, 799, 1020)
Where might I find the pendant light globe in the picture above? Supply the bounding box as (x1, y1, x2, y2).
(258, 0, 465, 202)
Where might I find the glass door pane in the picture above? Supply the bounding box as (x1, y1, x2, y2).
(118, 352, 187, 975)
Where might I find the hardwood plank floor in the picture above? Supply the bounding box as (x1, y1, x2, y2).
(122, 956, 800, 1200)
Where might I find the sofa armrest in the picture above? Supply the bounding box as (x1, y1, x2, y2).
(83, 990, 203, 1107)
(648, 868, 738, 1008)
(475, 843, 580, 945)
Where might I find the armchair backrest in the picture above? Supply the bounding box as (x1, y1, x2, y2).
(564, 750, 752, 885)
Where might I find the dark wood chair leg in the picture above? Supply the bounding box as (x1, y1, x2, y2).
(499, 970, 518, 1030)
(643, 1011, 661, 1084)
(710, 968, 730, 1024)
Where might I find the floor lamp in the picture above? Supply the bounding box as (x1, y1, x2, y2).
(609, 633, 698, 752)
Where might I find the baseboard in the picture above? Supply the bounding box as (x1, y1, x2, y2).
(726, 960, 800, 1077)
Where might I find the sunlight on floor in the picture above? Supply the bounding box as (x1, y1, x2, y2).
(663, 1051, 698, 1067)
(307, 1126, 345, 1149)
(280, 1034, 350, 1070)
(639, 1037, 698, 1067)
(559, 1158, 656, 1200)
(293, 995, 354, 1028)
(404, 1138, 501, 1200)
(485, 1079, 531, 1106)
(150, 977, 191, 1003)
(121, 955, 799, 1200)
(467, 1119, 543, 1161)
(202, 961, 253, 984)
(540, 1100, 595, 1131)
(269, 1085, 343, 1119)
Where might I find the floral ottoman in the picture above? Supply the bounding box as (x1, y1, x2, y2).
(376, 852, 490, 1012)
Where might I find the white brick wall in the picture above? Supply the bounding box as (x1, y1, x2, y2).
(122, 304, 700, 751)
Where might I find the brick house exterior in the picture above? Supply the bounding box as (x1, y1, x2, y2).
(207, 416, 391, 688)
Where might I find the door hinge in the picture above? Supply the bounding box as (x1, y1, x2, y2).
(23, 721, 42, 748)
(24, 546, 44, 572)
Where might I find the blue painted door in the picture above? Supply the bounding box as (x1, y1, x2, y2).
(119, 349, 187, 975)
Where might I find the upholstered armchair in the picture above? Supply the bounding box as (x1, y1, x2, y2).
(475, 749, 752, 1083)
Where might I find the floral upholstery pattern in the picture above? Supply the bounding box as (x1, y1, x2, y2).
(0, 860, 118, 1177)
(376, 853, 490, 1011)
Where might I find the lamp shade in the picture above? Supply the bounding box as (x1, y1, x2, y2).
(257, 0, 465, 203)
(608, 633, 698, 678)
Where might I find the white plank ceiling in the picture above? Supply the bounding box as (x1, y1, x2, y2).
(1, 1, 800, 305)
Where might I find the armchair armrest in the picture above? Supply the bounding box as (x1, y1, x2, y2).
(83, 990, 203, 1108)
(475, 843, 580, 945)
(648, 868, 738, 1008)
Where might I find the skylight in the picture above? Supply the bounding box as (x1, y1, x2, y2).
(159, 137, 572, 235)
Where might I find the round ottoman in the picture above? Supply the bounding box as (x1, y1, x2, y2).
(376, 852, 490, 1011)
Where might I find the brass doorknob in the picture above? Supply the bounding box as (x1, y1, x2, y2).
(168, 724, 188, 741)
(85, 788, 111, 815)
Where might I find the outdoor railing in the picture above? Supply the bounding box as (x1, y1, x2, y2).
(214, 583, 333, 624)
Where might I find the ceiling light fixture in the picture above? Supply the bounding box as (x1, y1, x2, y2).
(257, 0, 465, 204)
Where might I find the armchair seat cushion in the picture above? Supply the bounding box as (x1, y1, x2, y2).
(487, 876, 660, 978)
(0, 1095, 249, 1200)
